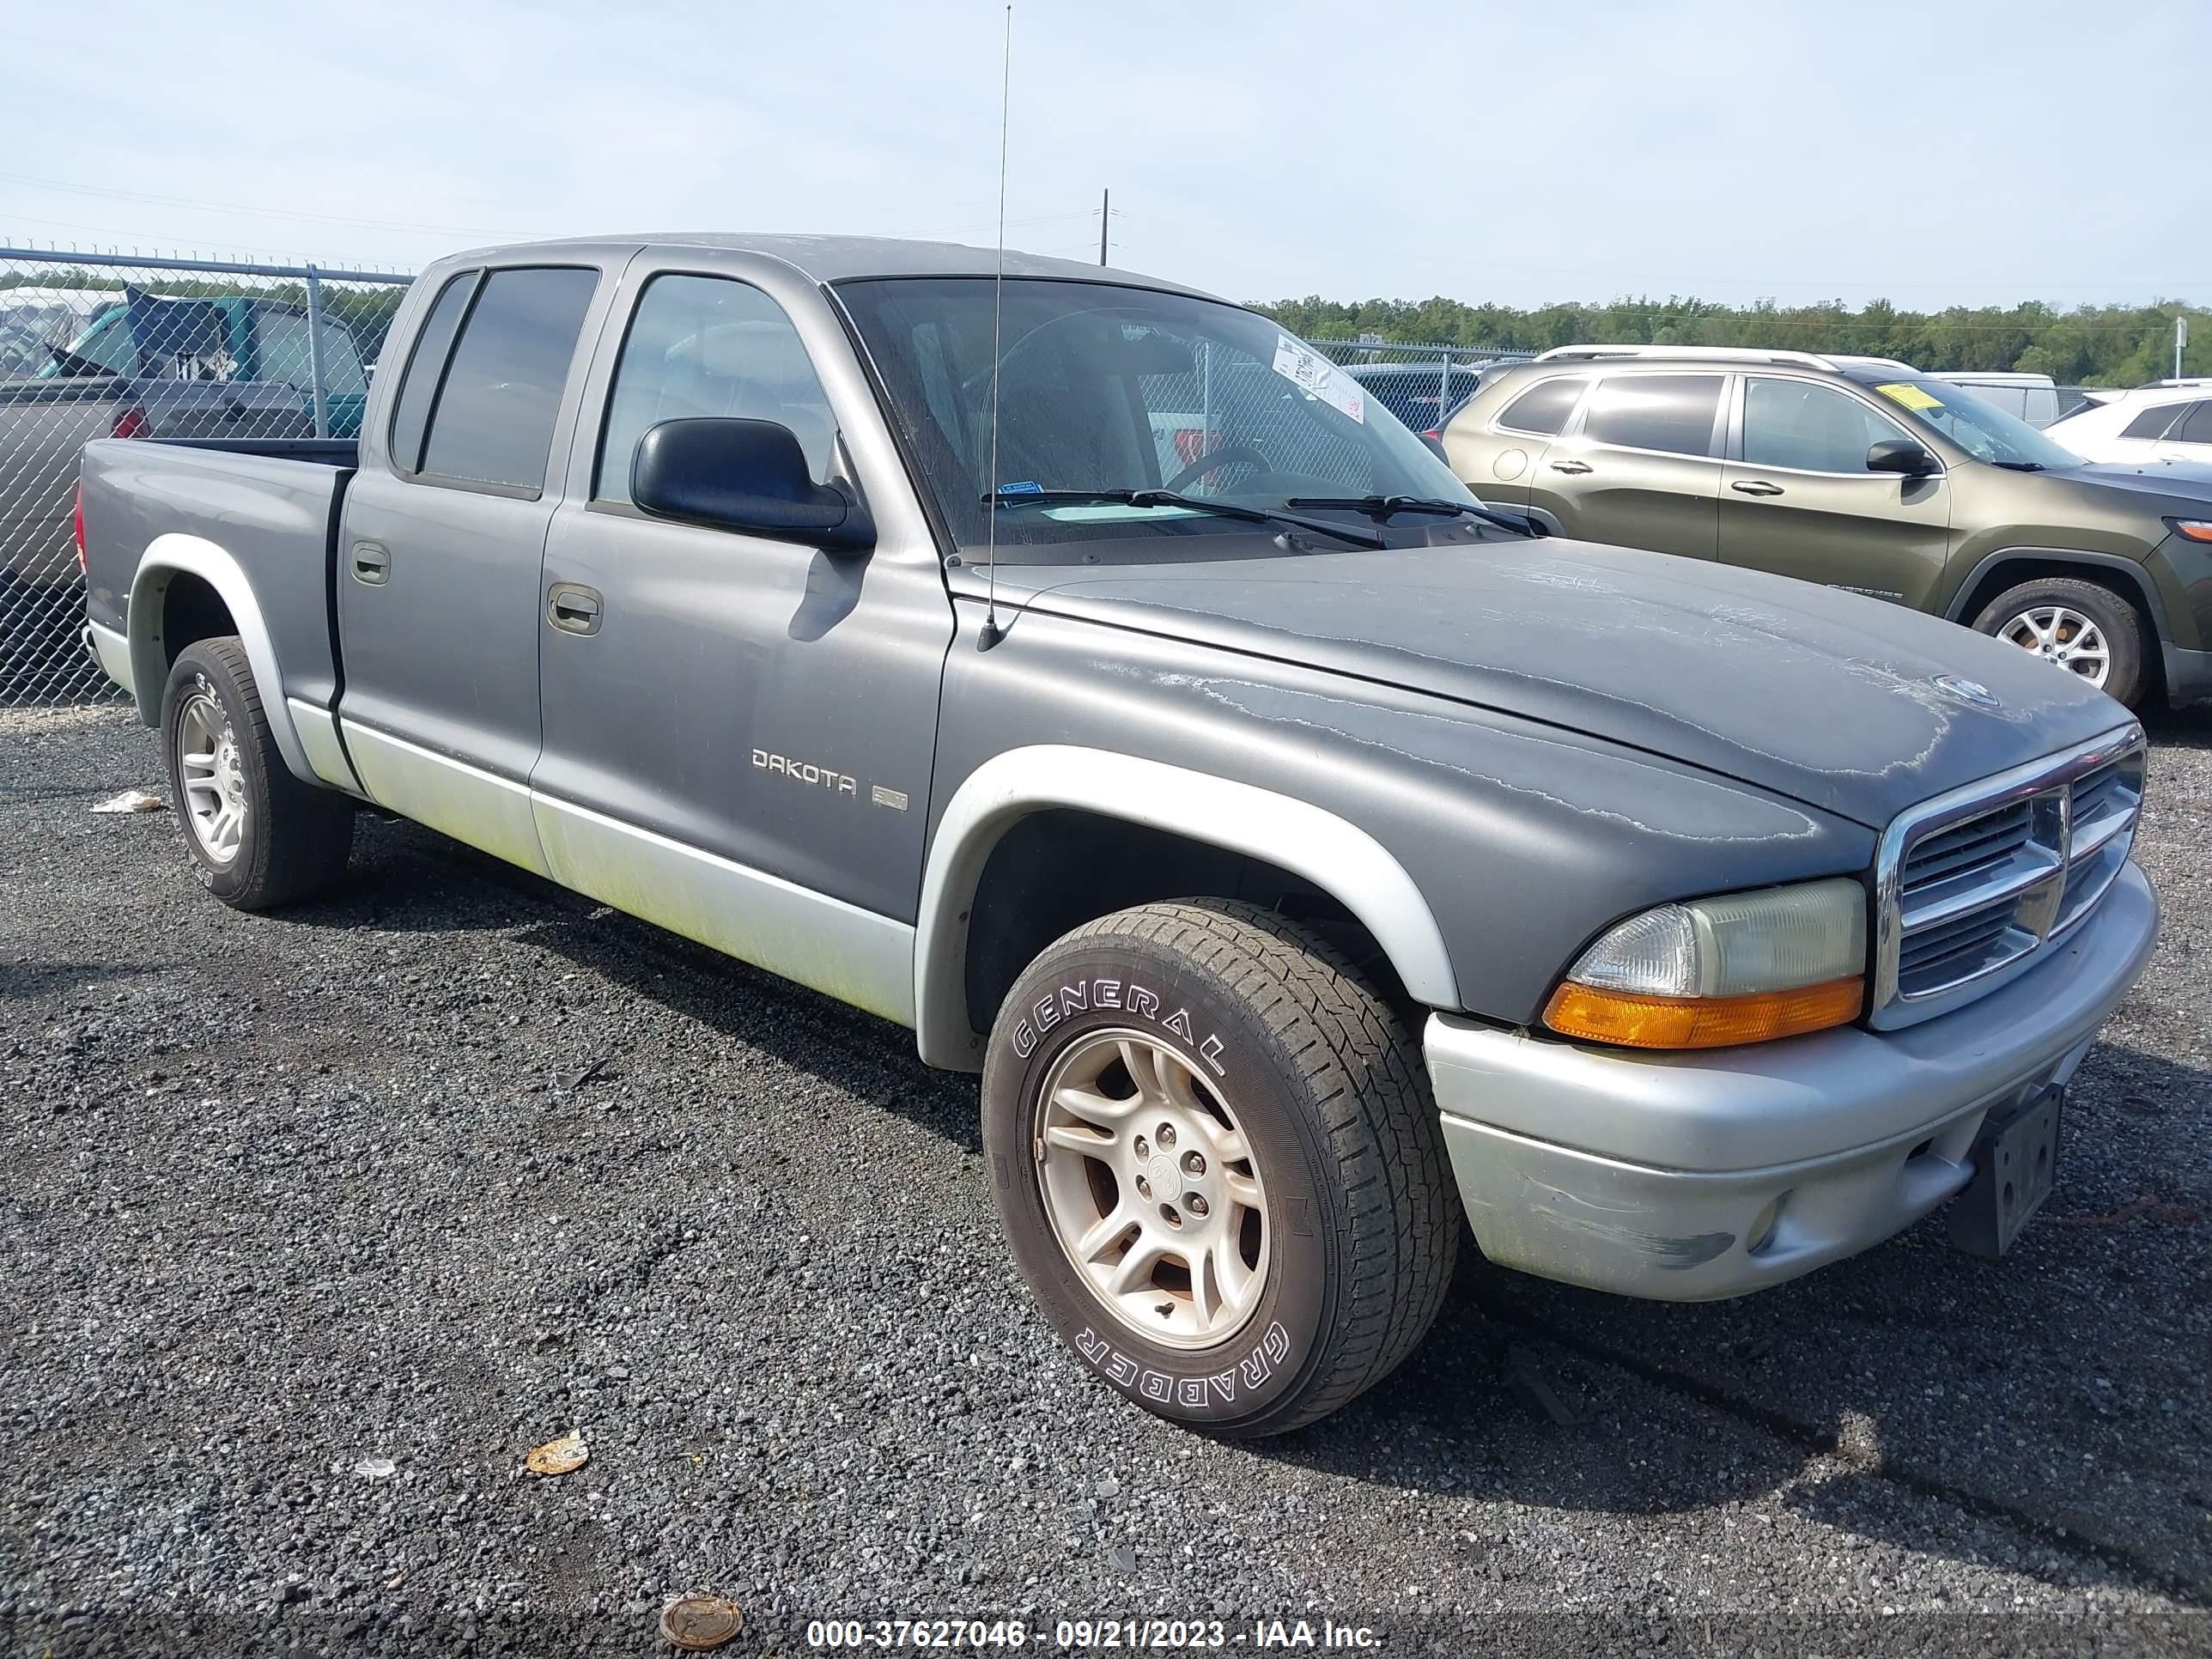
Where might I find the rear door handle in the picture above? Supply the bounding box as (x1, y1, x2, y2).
(548, 582, 603, 636)
(350, 541, 391, 584)
(1731, 480, 1785, 497)
(1548, 459, 1593, 475)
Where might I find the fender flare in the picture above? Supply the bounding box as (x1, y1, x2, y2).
(127, 532, 314, 781)
(1942, 546, 2173, 641)
(912, 745, 1462, 1071)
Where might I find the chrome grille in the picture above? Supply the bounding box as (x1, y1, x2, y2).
(1872, 726, 2146, 1030)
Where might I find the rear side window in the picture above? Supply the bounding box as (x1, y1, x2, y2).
(2177, 402, 2212, 445)
(387, 272, 477, 472)
(1583, 374, 1724, 456)
(2121, 402, 2188, 441)
(1498, 377, 1583, 435)
(596, 273, 838, 505)
(415, 266, 599, 491)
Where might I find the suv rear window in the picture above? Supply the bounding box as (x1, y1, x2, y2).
(2121, 402, 2188, 441)
(1583, 374, 1724, 457)
(2177, 402, 2212, 445)
(1497, 377, 1583, 435)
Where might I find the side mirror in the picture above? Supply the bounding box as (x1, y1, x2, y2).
(632, 417, 874, 553)
(1867, 437, 1938, 477)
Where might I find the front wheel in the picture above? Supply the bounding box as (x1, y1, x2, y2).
(1970, 576, 2146, 706)
(160, 636, 355, 909)
(982, 899, 1460, 1437)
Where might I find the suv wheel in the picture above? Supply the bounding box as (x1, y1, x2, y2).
(1971, 577, 2145, 706)
(982, 899, 1460, 1437)
(160, 636, 355, 908)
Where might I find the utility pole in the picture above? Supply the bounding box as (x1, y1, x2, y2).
(1099, 188, 1109, 266)
(2178, 314, 2189, 380)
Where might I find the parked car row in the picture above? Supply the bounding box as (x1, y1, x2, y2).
(1433, 344, 2212, 710)
(76, 233, 2157, 1437)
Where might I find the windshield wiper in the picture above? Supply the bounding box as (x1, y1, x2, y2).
(985, 488, 1386, 550)
(1285, 494, 1541, 537)
(1990, 460, 2047, 472)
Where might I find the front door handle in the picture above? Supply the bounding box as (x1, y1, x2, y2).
(350, 541, 391, 584)
(548, 582, 603, 636)
(1548, 459, 1593, 475)
(1731, 479, 1785, 497)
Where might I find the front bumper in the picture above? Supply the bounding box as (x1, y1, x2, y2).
(1425, 860, 2158, 1301)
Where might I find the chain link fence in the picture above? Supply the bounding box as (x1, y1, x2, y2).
(0, 249, 414, 705)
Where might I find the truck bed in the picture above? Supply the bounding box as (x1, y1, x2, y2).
(78, 435, 356, 713)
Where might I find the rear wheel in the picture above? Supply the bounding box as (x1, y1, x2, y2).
(160, 636, 354, 908)
(983, 899, 1460, 1437)
(1971, 576, 2146, 706)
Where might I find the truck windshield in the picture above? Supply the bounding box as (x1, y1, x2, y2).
(1868, 379, 2081, 471)
(836, 276, 1480, 555)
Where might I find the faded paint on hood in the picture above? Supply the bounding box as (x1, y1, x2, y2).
(971, 538, 2133, 830)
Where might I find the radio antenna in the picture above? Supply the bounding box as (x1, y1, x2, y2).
(977, 2, 1012, 650)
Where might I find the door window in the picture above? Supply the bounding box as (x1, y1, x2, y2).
(2176, 402, 2212, 446)
(1581, 374, 1723, 456)
(596, 274, 838, 505)
(413, 266, 599, 491)
(1741, 378, 1909, 472)
(2120, 401, 2189, 441)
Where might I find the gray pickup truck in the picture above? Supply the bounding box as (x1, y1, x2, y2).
(77, 234, 2158, 1436)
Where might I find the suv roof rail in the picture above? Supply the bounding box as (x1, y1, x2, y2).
(2148, 377, 2212, 389)
(1531, 343, 1919, 374)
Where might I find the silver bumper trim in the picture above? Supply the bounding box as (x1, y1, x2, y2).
(1426, 860, 2156, 1300)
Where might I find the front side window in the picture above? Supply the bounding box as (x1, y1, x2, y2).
(1741, 378, 1908, 472)
(1581, 374, 1723, 456)
(1498, 376, 1584, 435)
(835, 276, 1474, 557)
(416, 266, 599, 490)
(597, 274, 837, 506)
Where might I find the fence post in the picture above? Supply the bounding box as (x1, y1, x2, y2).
(304, 263, 330, 439)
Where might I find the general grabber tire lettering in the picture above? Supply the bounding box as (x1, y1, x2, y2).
(983, 898, 1461, 1436)
(160, 635, 354, 910)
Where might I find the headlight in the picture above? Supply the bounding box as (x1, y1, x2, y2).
(1542, 878, 1867, 1049)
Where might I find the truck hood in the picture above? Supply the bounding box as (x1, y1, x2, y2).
(986, 538, 2134, 830)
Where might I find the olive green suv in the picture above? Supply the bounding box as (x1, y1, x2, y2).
(1443, 345, 2212, 708)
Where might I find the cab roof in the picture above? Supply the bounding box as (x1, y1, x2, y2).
(443, 232, 1222, 301)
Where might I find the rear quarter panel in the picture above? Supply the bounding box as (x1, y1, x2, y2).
(80, 438, 349, 706)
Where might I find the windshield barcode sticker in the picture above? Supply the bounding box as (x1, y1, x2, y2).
(1272, 335, 1364, 423)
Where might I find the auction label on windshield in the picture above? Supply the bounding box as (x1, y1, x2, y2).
(1874, 381, 1943, 410)
(1272, 334, 1365, 423)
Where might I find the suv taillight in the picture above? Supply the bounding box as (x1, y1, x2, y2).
(112, 406, 147, 440)
(73, 483, 86, 573)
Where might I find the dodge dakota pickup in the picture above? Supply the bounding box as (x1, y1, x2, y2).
(77, 234, 2158, 1435)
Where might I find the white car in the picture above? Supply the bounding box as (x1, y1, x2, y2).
(1929, 371, 2061, 427)
(2045, 380, 2212, 465)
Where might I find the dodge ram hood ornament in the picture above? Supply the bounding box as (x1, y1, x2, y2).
(1935, 674, 2001, 708)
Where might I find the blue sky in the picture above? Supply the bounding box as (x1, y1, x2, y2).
(3, 0, 2205, 309)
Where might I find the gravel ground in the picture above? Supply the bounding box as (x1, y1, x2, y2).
(2, 702, 2208, 1657)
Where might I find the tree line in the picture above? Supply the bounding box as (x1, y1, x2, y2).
(1252, 295, 2209, 387)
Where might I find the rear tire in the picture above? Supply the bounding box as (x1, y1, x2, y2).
(1970, 576, 2147, 707)
(160, 636, 354, 909)
(983, 898, 1460, 1437)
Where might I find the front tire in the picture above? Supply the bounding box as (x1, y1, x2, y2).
(160, 636, 354, 909)
(1971, 576, 2146, 706)
(983, 899, 1460, 1437)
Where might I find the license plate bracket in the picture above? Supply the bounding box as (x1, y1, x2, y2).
(1949, 1085, 2063, 1259)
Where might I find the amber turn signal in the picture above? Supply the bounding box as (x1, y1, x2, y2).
(1543, 976, 1865, 1050)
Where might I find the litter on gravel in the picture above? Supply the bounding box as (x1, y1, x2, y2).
(88, 789, 164, 814)
(523, 1431, 590, 1476)
(353, 1455, 398, 1480)
(659, 1595, 744, 1650)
